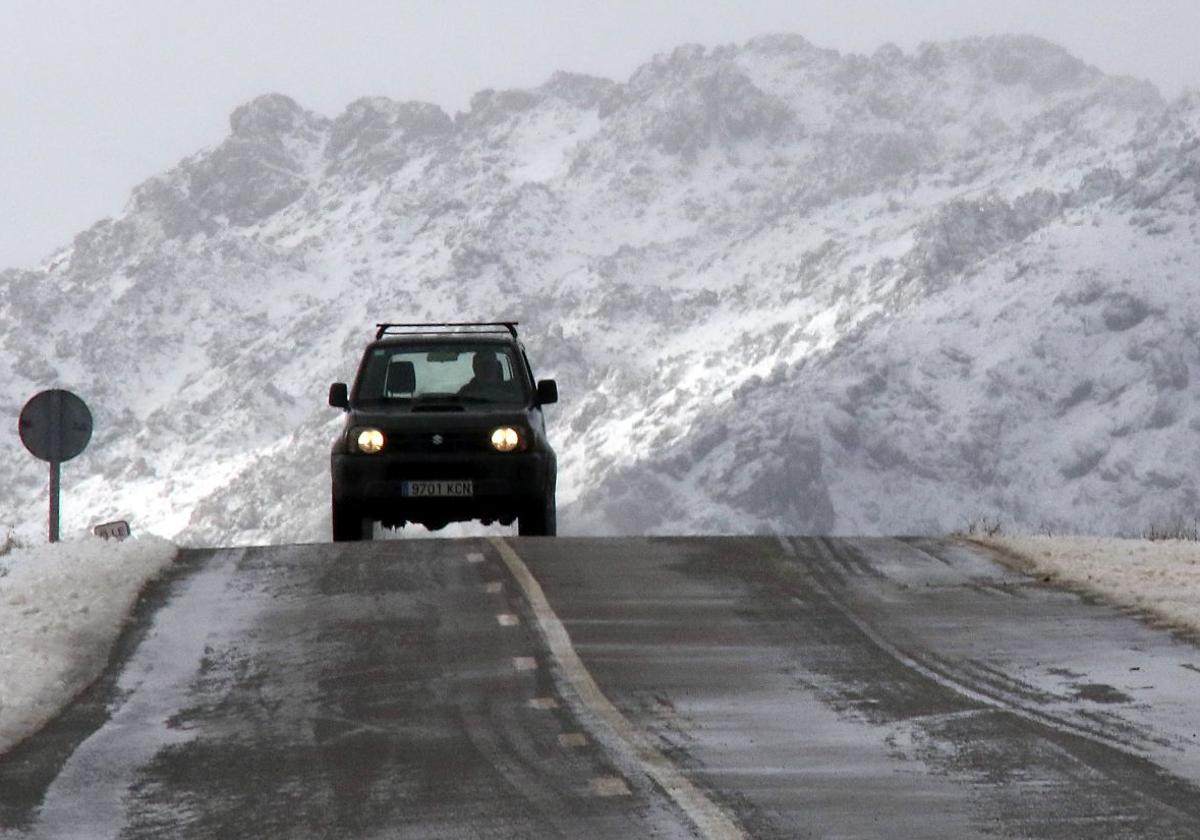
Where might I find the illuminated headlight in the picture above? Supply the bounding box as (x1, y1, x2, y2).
(355, 428, 385, 454)
(490, 427, 521, 452)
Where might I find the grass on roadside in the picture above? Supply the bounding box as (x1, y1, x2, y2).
(957, 514, 1200, 542)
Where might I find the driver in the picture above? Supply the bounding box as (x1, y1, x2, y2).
(458, 353, 510, 400)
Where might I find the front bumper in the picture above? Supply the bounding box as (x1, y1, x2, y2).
(331, 450, 554, 524)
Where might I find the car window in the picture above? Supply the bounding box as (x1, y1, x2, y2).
(356, 343, 527, 405)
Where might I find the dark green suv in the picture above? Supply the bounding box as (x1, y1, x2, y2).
(329, 323, 558, 541)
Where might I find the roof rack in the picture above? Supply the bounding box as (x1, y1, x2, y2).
(375, 321, 519, 340)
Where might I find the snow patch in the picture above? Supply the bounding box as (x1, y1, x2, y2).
(979, 535, 1200, 635)
(0, 536, 177, 755)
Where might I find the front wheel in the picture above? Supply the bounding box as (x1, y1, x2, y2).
(332, 501, 371, 542)
(518, 495, 557, 537)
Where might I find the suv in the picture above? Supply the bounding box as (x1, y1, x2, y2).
(328, 322, 558, 540)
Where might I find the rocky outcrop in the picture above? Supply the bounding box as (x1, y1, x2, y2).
(3, 33, 1199, 542)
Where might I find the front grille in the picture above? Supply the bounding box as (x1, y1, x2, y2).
(385, 431, 489, 454)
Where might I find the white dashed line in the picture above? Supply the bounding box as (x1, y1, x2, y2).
(527, 697, 559, 710)
(497, 613, 520, 627)
(485, 581, 504, 594)
(490, 537, 746, 840)
(558, 732, 588, 748)
(512, 656, 538, 672)
(466, 552, 485, 564)
(590, 776, 631, 797)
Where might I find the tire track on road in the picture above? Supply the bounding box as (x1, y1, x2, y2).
(777, 535, 1200, 827)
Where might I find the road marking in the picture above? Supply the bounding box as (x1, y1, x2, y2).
(528, 697, 559, 710)
(558, 732, 588, 748)
(485, 581, 504, 594)
(491, 537, 746, 840)
(512, 656, 538, 672)
(497, 613, 520, 627)
(590, 776, 631, 797)
(467, 552, 485, 564)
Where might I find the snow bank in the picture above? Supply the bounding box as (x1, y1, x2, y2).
(0, 536, 177, 755)
(977, 536, 1200, 636)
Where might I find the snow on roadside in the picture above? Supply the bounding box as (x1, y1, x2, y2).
(975, 535, 1200, 636)
(0, 536, 177, 755)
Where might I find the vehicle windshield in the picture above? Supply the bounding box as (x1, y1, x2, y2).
(354, 343, 529, 406)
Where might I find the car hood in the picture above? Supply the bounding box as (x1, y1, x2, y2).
(344, 406, 535, 432)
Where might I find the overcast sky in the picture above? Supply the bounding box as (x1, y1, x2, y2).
(3, 0, 1200, 270)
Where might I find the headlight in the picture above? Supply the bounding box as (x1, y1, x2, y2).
(490, 427, 521, 452)
(355, 428, 385, 454)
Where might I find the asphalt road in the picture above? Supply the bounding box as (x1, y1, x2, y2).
(2, 536, 1200, 838)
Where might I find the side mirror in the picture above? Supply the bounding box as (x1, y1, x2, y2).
(536, 379, 558, 406)
(329, 382, 349, 409)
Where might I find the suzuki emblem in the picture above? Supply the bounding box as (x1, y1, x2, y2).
(432, 434, 444, 446)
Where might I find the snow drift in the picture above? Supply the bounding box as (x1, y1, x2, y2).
(0, 537, 176, 754)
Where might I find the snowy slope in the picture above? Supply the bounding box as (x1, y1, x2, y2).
(1, 34, 1197, 543)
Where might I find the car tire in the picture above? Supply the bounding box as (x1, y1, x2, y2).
(518, 494, 557, 537)
(332, 501, 369, 542)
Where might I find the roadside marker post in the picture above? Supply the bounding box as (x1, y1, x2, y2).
(93, 520, 132, 541)
(18, 389, 93, 543)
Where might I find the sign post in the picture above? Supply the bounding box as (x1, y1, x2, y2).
(49, 461, 61, 543)
(18, 389, 93, 543)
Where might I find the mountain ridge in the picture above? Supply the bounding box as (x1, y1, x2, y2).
(2, 33, 1197, 542)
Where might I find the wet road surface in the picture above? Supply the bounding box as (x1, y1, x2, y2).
(2, 536, 1199, 838)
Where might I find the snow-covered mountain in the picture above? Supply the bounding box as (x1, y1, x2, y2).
(3, 33, 1198, 544)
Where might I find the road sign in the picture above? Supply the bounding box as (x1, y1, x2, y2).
(19, 389, 92, 463)
(18, 389, 94, 543)
(93, 520, 131, 541)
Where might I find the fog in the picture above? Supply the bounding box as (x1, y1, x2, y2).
(3, 0, 1199, 270)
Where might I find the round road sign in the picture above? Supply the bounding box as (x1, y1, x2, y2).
(19, 389, 93, 462)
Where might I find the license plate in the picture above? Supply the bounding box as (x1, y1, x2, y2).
(402, 480, 473, 498)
